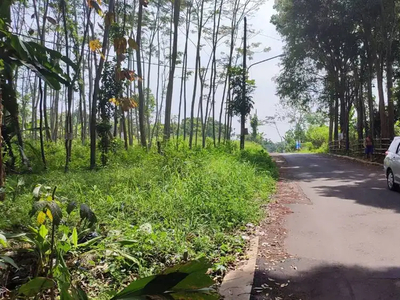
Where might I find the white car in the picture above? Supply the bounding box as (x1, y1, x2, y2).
(384, 136, 400, 191)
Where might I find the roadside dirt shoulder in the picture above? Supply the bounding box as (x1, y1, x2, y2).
(251, 155, 311, 300)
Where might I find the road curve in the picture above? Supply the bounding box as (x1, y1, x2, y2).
(252, 154, 400, 300)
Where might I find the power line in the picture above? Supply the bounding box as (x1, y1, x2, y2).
(257, 33, 282, 42)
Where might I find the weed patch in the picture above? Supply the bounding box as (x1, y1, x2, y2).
(0, 141, 277, 298)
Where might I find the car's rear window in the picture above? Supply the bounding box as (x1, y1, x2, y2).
(389, 140, 400, 153)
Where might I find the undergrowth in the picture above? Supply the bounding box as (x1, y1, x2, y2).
(0, 140, 277, 298)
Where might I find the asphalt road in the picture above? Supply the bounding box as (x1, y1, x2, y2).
(252, 154, 400, 300)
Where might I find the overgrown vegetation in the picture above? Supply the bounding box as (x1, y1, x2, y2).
(0, 0, 279, 297)
(0, 141, 277, 298)
(273, 0, 400, 148)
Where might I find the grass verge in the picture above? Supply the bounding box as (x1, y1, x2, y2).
(0, 141, 277, 298)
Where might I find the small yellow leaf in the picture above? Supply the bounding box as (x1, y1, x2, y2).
(46, 209, 53, 222)
(46, 195, 52, 202)
(89, 39, 102, 52)
(37, 211, 46, 225)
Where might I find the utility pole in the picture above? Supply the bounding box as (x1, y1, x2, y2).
(241, 17, 247, 150)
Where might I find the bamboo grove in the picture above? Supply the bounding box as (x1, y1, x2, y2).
(1, 0, 267, 173)
(273, 0, 400, 149)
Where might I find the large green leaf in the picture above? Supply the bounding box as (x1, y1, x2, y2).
(67, 201, 77, 215)
(73, 285, 89, 300)
(5, 34, 74, 91)
(19, 277, 54, 297)
(0, 232, 6, 247)
(48, 201, 63, 225)
(30, 201, 47, 217)
(32, 184, 43, 200)
(9, 35, 29, 61)
(165, 257, 211, 275)
(39, 224, 48, 239)
(111, 275, 157, 299)
(4, 232, 27, 239)
(71, 227, 78, 247)
(170, 271, 214, 292)
(18, 60, 62, 90)
(80, 204, 97, 226)
(59, 282, 73, 300)
(112, 273, 188, 299)
(0, 0, 12, 22)
(0, 255, 18, 269)
(112, 258, 215, 299)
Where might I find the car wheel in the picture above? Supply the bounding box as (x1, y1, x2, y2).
(387, 170, 398, 191)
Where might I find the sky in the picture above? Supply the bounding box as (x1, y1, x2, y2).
(13, 0, 292, 143)
(166, 0, 290, 142)
(245, 0, 290, 142)
(167, 0, 292, 143)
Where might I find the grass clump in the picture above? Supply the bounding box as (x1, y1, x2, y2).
(0, 141, 277, 297)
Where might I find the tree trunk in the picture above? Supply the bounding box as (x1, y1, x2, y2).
(334, 92, 339, 141)
(189, 0, 205, 149)
(387, 52, 395, 139)
(136, 2, 147, 148)
(240, 17, 247, 150)
(376, 52, 386, 138)
(176, 1, 192, 145)
(39, 82, 47, 169)
(0, 87, 4, 201)
(328, 98, 333, 143)
(357, 81, 364, 142)
(122, 109, 128, 150)
(62, 0, 73, 172)
(163, 0, 180, 141)
(31, 76, 38, 140)
(90, 0, 115, 169)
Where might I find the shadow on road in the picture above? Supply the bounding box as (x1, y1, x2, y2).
(251, 154, 400, 300)
(252, 261, 400, 300)
(281, 154, 400, 213)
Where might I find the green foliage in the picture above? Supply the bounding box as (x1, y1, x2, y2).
(228, 67, 255, 118)
(305, 126, 329, 150)
(282, 124, 329, 153)
(395, 120, 400, 136)
(0, 141, 277, 298)
(0, 17, 75, 91)
(112, 258, 218, 299)
(18, 277, 55, 297)
(250, 113, 259, 140)
(5, 185, 98, 299)
(97, 61, 124, 166)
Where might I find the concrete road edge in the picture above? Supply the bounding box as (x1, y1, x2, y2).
(219, 236, 259, 299)
(327, 153, 382, 167)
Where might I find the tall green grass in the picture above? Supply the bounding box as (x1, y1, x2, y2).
(1, 140, 277, 296)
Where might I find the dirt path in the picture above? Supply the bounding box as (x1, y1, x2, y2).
(252, 154, 400, 300)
